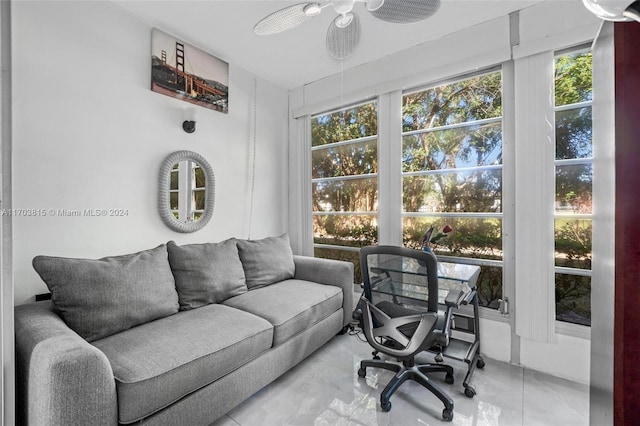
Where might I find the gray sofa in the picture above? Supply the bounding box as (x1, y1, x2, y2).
(15, 235, 354, 425)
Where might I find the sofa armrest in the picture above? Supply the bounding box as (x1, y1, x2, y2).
(293, 255, 354, 327)
(15, 301, 118, 426)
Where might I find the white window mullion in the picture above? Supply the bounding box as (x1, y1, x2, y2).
(402, 116, 502, 137)
(310, 134, 377, 151)
(312, 173, 378, 184)
(378, 91, 403, 246)
(514, 51, 557, 343)
(500, 60, 518, 358)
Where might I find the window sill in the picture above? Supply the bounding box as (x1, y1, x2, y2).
(555, 320, 591, 339)
(469, 306, 591, 340)
(454, 303, 509, 323)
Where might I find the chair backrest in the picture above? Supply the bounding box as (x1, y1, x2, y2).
(358, 245, 441, 358)
(360, 245, 439, 313)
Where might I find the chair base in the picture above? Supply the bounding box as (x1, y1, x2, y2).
(358, 357, 455, 421)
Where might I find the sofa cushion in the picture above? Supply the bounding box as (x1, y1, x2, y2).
(32, 244, 179, 342)
(91, 304, 273, 424)
(236, 234, 295, 289)
(167, 239, 247, 309)
(223, 279, 342, 345)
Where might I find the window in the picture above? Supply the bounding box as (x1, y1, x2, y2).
(401, 71, 503, 308)
(311, 101, 378, 282)
(170, 160, 204, 221)
(554, 49, 593, 326)
(193, 165, 205, 220)
(170, 164, 179, 219)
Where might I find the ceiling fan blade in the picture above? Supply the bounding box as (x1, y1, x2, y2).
(366, 0, 385, 12)
(369, 0, 441, 24)
(326, 13, 361, 60)
(254, 3, 318, 36)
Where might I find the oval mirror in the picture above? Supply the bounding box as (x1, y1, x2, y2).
(158, 150, 215, 232)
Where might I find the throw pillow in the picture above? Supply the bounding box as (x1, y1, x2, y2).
(236, 233, 295, 289)
(32, 244, 179, 342)
(167, 239, 248, 309)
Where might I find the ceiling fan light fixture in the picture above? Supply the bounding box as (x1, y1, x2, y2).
(304, 3, 322, 16)
(623, 1, 640, 21)
(333, 0, 355, 15)
(335, 13, 354, 28)
(580, 0, 640, 21)
(254, 0, 443, 61)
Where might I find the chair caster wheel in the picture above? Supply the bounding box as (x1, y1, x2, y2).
(477, 357, 486, 369)
(381, 400, 392, 412)
(445, 374, 454, 384)
(358, 367, 366, 377)
(464, 386, 476, 398)
(442, 408, 453, 421)
(373, 355, 381, 360)
(435, 353, 444, 363)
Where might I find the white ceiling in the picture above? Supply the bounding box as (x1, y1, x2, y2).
(113, 0, 546, 90)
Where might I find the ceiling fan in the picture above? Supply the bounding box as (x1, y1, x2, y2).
(253, 0, 441, 60)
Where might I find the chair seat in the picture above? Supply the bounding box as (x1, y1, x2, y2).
(376, 301, 448, 347)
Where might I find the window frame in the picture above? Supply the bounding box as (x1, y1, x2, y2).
(310, 99, 380, 280)
(553, 46, 593, 329)
(304, 50, 594, 337)
(192, 163, 205, 220)
(400, 68, 506, 312)
(170, 160, 202, 222)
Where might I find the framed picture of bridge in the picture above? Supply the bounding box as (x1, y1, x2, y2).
(151, 28, 229, 114)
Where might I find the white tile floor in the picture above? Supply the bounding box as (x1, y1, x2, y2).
(210, 330, 590, 426)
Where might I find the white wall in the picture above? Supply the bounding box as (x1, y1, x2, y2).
(520, 334, 591, 383)
(12, 1, 289, 305)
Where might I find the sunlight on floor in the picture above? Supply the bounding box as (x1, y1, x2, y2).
(210, 332, 589, 426)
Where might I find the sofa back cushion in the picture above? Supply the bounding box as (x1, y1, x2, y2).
(32, 244, 179, 342)
(167, 239, 248, 309)
(236, 234, 295, 289)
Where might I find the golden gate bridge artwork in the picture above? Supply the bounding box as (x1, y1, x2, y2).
(151, 29, 229, 114)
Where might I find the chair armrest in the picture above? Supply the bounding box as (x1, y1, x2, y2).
(445, 289, 464, 307)
(15, 302, 118, 426)
(293, 255, 354, 327)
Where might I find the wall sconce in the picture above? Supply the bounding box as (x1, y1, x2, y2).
(182, 107, 197, 134)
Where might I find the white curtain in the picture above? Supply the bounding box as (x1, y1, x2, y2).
(514, 51, 557, 343)
(288, 114, 314, 256)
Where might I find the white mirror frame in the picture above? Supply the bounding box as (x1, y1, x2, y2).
(158, 150, 215, 233)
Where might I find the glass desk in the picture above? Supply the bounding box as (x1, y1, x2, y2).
(370, 260, 480, 306)
(368, 259, 484, 398)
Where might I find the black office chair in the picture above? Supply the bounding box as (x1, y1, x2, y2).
(356, 245, 455, 422)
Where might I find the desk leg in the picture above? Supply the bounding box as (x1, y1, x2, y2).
(462, 291, 484, 398)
